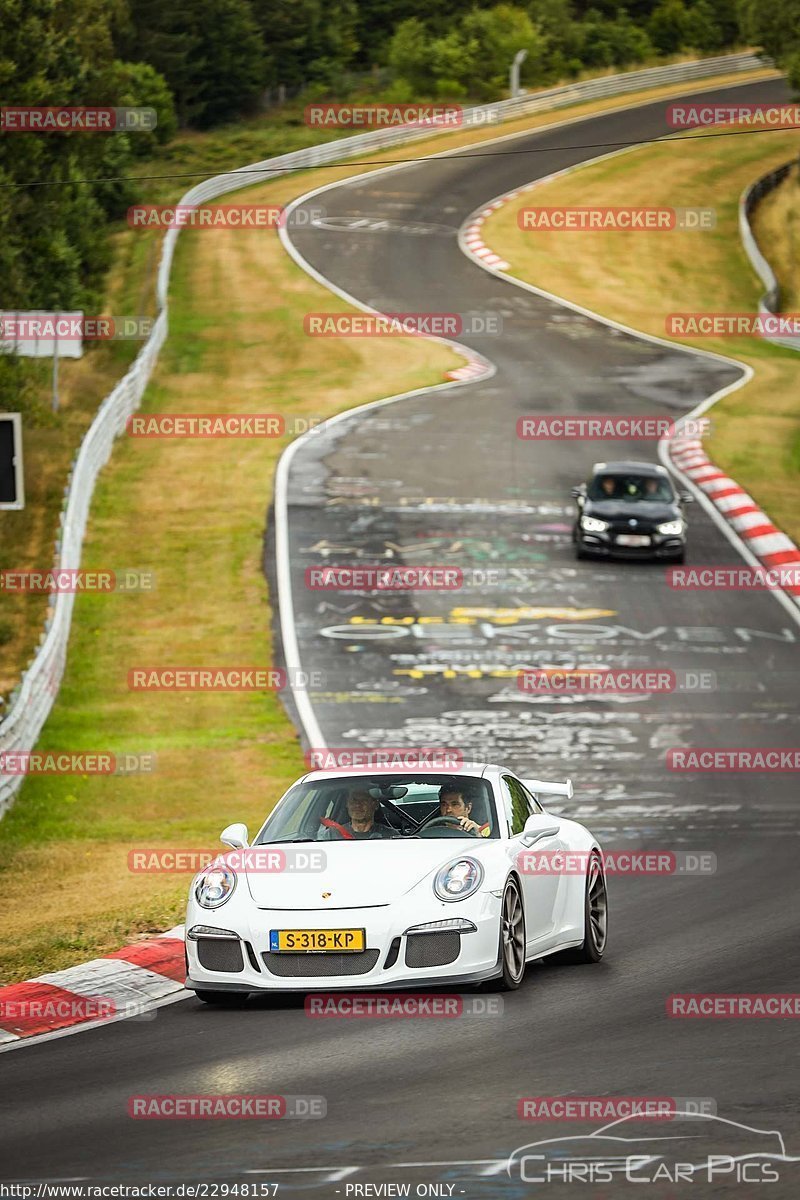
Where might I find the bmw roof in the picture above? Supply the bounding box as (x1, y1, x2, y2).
(591, 460, 669, 476)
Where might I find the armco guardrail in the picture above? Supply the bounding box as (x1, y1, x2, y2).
(0, 50, 770, 816)
(740, 158, 800, 351)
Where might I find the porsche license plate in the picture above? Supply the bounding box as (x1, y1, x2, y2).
(269, 929, 365, 953)
(616, 534, 651, 547)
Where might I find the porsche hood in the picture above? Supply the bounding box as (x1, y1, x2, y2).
(240, 839, 487, 908)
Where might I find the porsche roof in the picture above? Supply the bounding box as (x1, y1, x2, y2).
(301, 760, 497, 782)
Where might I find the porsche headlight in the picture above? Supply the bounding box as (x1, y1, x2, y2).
(434, 858, 484, 902)
(194, 866, 236, 909)
(656, 520, 683, 536)
(581, 516, 609, 533)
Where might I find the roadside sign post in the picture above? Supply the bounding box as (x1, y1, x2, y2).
(0, 413, 24, 510)
(510, 49, 528, 100)
(52, 311, 59, 412)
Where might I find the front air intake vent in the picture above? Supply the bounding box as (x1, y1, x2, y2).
(262, 950, 380, 978)
(197, 937, 245, 973)
(405, 932, 461, 968)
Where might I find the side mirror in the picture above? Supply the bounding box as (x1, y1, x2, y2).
(680, 491, 694, 503)
(220, 822, 249, 849)
(570, 484, 586, 498)
(521, 813, 562, 846)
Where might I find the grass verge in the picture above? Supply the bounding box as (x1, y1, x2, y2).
(0, 65, 776, 701)
(751, 160, 800, 312)
(0, 66, 780, 982)
(481, 126, 800, 544)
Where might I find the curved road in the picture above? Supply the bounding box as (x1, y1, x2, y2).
(2, 77, 799, 1196)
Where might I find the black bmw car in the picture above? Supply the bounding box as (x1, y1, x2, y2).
(571, 460, 691, 562)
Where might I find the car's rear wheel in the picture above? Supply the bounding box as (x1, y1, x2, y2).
(194, 989, 251, 1007)
(558, 851, 608, 963)
(499, 878, 526, 989)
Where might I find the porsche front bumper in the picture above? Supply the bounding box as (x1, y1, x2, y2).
(185, 893, 503, 993)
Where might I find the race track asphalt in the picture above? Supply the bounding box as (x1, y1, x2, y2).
(2, 76, 798, 1198)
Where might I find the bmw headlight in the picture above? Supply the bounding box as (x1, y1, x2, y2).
(656, 520, 683, 536)
(194, 866, 236, 909)
(581, 516, 609, 533)
(434, 858, 484, 902)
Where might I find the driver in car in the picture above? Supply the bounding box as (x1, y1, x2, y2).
(438, 785, 491, 837)
(321, 788, 395, 840)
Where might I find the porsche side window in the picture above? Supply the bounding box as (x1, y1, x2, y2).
(520, 783, 544, 814)
(501, 775, 533, 836)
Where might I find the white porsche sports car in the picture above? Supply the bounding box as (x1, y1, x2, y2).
(185, 762, 607, 1004)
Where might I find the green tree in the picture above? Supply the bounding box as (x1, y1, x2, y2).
(0, 0, 120, 309)
(528, 0, 586, 79)
(454, 5, 546, 96)
(122, 0, 264, 126)
(252, 0, 359, 92)
(115, 0, 204, 125)
(390, 5, 546, 100)
(351, 0, 437, 66)
(648, 0, 693, 54)
(738, 0, 800, 91)
(579, 7, 653, 66)
(387, 18, 435, 92)
(111, 59, 178, 152)
(192, 0, 265, 126)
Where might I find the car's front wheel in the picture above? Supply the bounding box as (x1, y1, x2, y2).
(498, 877, 526, 989)
(194, 989, 251, 1008)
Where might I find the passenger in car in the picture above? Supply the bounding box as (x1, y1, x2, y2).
(320, 788, 396, 840)
(438, 785, 491, 837)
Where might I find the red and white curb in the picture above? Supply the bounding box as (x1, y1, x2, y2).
(460, 176, 800, 612)
(0, 927, 186, 1045)
(448, 196, 512, 381)
(668, 437, 800, 599)
(446, 357, 490, 382)
(462, 198, 512, 271)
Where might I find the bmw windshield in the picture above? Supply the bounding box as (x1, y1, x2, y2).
(588, 473, 675, 502)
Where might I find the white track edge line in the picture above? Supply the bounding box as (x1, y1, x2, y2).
(274, 73, 793, 747)
(454, 132, 800, 629)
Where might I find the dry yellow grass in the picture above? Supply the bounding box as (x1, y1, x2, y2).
(482, 128, 800, 544)
(0, 64, 782, 981)
(751, 161, 800, 312)
(0, 64, 777, 704)
(0, 179, 461, 983)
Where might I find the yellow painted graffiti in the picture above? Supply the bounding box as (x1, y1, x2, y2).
(450, 607, 617, 623)
(347, 607, 617, 627)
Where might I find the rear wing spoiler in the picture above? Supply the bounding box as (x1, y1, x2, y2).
(522, 778, 574, 801)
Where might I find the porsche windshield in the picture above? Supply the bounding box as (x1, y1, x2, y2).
(588, 473, 674, 502)
(255, 774, 499, 841)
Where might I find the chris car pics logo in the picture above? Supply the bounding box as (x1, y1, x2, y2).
(507, 1111, 796, 1184)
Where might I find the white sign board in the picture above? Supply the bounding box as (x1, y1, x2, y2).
(0, 311, 84, 358)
